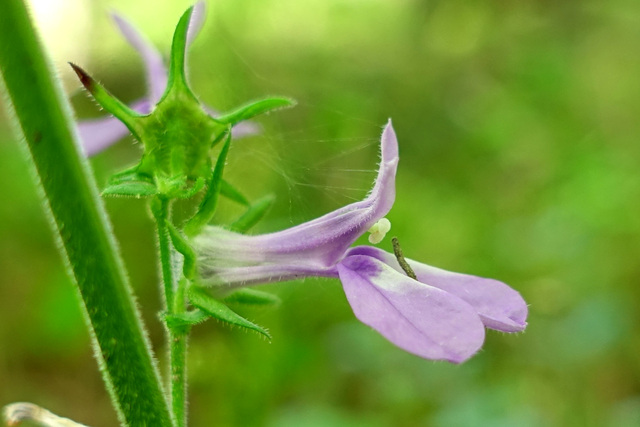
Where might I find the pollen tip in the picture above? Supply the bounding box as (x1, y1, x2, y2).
(367, 218, 391, 244)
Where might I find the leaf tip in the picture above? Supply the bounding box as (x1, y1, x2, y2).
(68, 62, 94, 93)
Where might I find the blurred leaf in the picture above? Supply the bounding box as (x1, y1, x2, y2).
(221, 179, 250, 206)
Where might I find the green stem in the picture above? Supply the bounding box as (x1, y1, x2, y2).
(153, 197, 188, 427)
(153, 197, 175, 309)
(171, 281, 188, 427)
(0, 1, 173, 426)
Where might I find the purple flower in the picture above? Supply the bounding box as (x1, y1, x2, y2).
(194, 121, 527, 363)
(76, 2, 257, 156)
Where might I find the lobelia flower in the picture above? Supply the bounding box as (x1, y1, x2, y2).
(193, 121, 528, 363)
(76, 1, 257, 156)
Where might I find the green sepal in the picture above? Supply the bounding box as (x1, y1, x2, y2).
(164, 309, 209, 329)
(221, 179, 249, 206)
(102, 181, 158, 198)
(217, 97, 296, 125)
(167, 222, 196, 279)
(187, 286, 271, 340)
(230, 194, 275, 233)
(223, 288, 281, 307)
(69, 63, 144, 139)
(184, 133, 232, 236)
(163, 5, 194, 98)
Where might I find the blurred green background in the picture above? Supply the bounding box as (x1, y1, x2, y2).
(2, 0, 640, 426)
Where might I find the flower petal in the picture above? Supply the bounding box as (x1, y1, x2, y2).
(186, 3, 260, 139)
(111, 13, 167, 104)
(346, 246, 528, 332)
(187, 1, 206, 46)
(231, 120, 261, 138)
(77, 99, 150, 156)
(199, 262, 337, 289)
(338, 254, 486, 363)
(194, 121, 398, 285)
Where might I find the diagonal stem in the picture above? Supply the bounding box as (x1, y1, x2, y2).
(0, 0, 173, 425)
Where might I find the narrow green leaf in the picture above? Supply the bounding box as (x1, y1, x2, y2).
(230, 194, 275, 233)
(184, 133, 232, 236)
(223, 288, 281, 307)
(102, 181, 158, 198)
(188, 286, 271, 340)
(217, 97, 296, 125)
(0, 1, 172, 425)
(221, 179, 249, 205)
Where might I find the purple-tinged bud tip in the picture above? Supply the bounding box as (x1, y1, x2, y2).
(68, 62, 94, 93)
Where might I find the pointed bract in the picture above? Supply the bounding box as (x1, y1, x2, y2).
(165, 6, 195, 97)
(70, 63, 144, 139)
(77, 99, 150, 156)
(188, 286, 271, 340)
(184, 133, 233, 236)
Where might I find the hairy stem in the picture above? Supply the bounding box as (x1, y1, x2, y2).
(171, 281, 188, 427)
(153, 197, 188, 427)
(154, 197, 176, 309)
(0, 0, 172, 425)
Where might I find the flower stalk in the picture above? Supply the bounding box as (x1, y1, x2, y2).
(151, 196, 189, 427)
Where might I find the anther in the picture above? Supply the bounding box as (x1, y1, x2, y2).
(368, 218, 391, 244)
